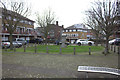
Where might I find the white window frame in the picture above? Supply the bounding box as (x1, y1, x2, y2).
(69, 29, 72, 32)
(66, 30, 68, 32)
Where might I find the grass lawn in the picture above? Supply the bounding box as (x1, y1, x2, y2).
(4, 45, 104, 54)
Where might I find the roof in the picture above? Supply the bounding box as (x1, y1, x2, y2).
(1, 7, 35, 22)
(66, 24, 87, 29)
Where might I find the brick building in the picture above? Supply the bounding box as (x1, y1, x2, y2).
(62, 24, 92, 44)
(36, 21, 64, 43)
(115, 0, 120, 38)
(0, 8, 37, 41)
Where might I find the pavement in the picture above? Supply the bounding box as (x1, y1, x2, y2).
(2, 52, 119, 78)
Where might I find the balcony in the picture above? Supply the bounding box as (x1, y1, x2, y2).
(2, 30, 9, 33)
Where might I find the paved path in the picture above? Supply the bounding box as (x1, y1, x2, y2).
(2, 52, 119, 78)
(3, 63, 78, 78)
(2, 63, 118, 78)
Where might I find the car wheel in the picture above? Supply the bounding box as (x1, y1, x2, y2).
(78, 43, 81, 46)
(111, 43, 114, 45)
(119, 43, 120, 46)
(88, 42, 92, 46)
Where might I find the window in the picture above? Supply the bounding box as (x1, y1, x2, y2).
(80, 40, 85, 41)
(69, 30, 72, 32)
(29, 22, 31, 25)
(17, 39, 24, 41)
(73, 29, 76, 32)
(30, 22, 34, 25)
(20, 20, 24, 23)
(5, 28, 7, 31)
(78, 29, 80, 32)
(76, 34, 78, 37)
(9, 16, 11, 20)
(73, 34, 75, 37)
(13, 18, 17, 21)
(82, 30, 87, 32)
(6, 24, 9, 26)
(25, 21, 28, 24)
(66, 30, 68, 32)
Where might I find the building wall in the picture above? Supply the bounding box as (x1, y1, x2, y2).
(63, 29, 88, 43)
(0, 8, 35, 41)
(63, 31, 87, 39)
(36, 21, 64, 43)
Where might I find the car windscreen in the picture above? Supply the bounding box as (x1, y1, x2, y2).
(80, 40, 85, 41)
(17, 39, 24, 41)
(116, 39, 120, 41)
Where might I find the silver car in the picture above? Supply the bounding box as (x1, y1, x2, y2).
(13, 38, 27, 45)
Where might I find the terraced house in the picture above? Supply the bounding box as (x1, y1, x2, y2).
(62, 24, 92, 44)
(116, 1, 120, 38)
(0, 8, 36, 41)
(36, 21, 64, 43)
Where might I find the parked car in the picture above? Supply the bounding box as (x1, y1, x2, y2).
(2, 41, 22, 48)
(55, 40, 70, 45)
(2, 41, 10, 49)
(29, 38, 43, 44)
(109, 38, 120, 45)
(76, 39, 94, 46)
(13, 41, 22, 48)
(16, 42, 22, 47)
(13, 38, 27, 45)
(12, 41, 19, 48)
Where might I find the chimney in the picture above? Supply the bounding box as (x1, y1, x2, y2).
(62, 25, 64, 28)
(56, 21, 58, 26)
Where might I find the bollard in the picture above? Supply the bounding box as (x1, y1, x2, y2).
(14, 46, 16, 52)
(32, 44, 34, 47)
(118, 46, 120, 54)
(114, 45, 116, 53)
(5, 46, 7, 51)
(35, 43, 37, 53)
(46, 46, 49, 54)
(74, 47, 76, 55)
(89, 47, 91, 55)
(59, 47, 62, 54)
(111, 45, 113, 51)
(24, 44, 26, 52)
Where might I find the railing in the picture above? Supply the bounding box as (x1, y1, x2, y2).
(2, 30, 9, 33)
(2, 30, 35, 35)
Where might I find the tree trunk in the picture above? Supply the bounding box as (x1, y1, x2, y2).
(105, 36, 109, 55)
(45, 38, 47, 45)
(9, 33, 13, 50)
(95, 38, 98, 46)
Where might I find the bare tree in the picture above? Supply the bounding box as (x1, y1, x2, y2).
(85, 0, 118, 54)
(1, 0, 31, 50)
(36, 8, 57, 45)
(84, 14, 102, 46)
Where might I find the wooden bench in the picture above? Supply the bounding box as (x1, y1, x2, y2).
(78, 66, 120, 78)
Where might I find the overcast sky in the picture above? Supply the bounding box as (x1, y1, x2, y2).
(24, 0, 100, 28)
(1, 0, 102, 28)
